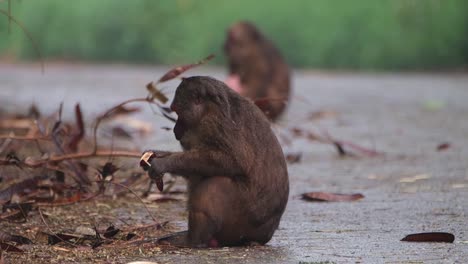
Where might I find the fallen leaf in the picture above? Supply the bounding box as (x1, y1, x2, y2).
(103, 225, 120, 239)
(74, 226, 97, 237)
(125, 233, 137, 241)
(285, 152, 302, 164)
(302, 192, 364, 202)
(0, 232, 32, 245)
(399, 174, 430, 183)
(111, 126, 133, 138)
(290, 127, 304, 137)
(99, 105, 141, 121)
(44, 232, 81, 245)
(52, 246, 71, 252)
(0, 241, 23, 252)
(436, 142, 451, 151)
(97, 162, 119, 180)
(308, 110, 338, 121)
(451, 184, 466, 189)
(401, 232, 454, 243)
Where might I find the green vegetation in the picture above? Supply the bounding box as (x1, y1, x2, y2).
(0, 0, 467, 69)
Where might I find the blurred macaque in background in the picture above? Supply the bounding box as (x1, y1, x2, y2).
(224, 21, 291, 121)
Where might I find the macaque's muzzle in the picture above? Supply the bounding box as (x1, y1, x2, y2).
(173, 117, 186, 141)
(170, 103, 177, 113)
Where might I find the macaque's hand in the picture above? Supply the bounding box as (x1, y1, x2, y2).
(140, 150, 169, 191)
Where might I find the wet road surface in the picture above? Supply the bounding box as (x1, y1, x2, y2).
(1, 63, 468, 263)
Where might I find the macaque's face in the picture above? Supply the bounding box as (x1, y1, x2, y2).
(170, 89, 204, 140)
(170, 77, 232, 141)
(224, 22, 261, 58)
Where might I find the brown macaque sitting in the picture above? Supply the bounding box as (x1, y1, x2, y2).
(224, 21, 291, 121)
(143, 76, 289, 248)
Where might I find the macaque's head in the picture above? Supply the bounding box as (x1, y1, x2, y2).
(170, 76, 232, 140)
(224, 21, 263, 58)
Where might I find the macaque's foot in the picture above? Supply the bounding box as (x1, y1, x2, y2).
(157, 231, 190, 248)
(208, 238, 219, 248)
(156, 231, 219, 248)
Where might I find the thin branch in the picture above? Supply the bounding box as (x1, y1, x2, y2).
(320, 130, 382, 157)
(7, 0, 11, 33)
(97, 180, 160, 224)
(48, 150, 141, 163)
(92, 97, 155, 154)
(0, 9, 44, 74)
(38, 207, 77, 247)
(0, 134, 49, 140)
(0, 150, 141, 168)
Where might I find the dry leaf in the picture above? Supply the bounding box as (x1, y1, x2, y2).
(0, 241, 23, 252)
(157, 54, 215, 83)
(103, 225, 120, 239)
(308, 110, 338, 121)
(146, 82, 169, 103)
(285, 152, 302, 164)
(401, 232, 454, 243)
(0, 232, 32, 245)
(436, 142, 451, 151)
(302, 192, 364, 202)
(68, 104, 85, 152)
(399, 174, 430, 183)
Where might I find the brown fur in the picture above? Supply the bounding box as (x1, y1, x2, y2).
(224, 21, 291, 121)
(146, 76, 289, 247)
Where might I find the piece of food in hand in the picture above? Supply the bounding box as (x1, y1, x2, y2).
(140, 151, 156, 171)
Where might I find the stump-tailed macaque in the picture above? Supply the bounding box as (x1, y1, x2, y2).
(224, 21, 291, 121)
(143, 76, 289, 247)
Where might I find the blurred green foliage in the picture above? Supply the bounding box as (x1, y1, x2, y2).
(0, 0, 467, 69)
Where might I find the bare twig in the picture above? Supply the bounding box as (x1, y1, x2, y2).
(7, 0, 11, 33)
(38, 208, 78, 247)
(0, 9, 44, 73)
(0, 150, 141, 168)
(96, 180, 160, 224)
(321, 130, 382, 157)
(92, 98, 156, 154)
(0, 134, 49, 140)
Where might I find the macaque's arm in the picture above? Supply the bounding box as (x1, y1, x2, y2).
(149, 150, 242, 178)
